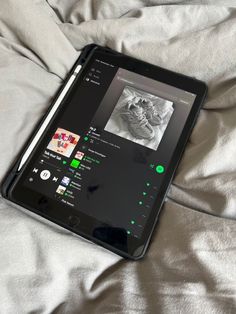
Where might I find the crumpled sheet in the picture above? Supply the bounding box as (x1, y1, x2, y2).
(0, 0, 236, 313)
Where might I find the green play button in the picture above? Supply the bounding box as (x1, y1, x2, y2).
(155, 164, 165, 174)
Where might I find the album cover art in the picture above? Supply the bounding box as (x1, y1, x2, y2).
(104, 86, 174, 150)
(47, 127, 80, 157)
(75, 151, 85, 160)
(56, 185, 66, 195)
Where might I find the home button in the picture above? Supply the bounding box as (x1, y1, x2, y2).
(68, 215, 80, 228)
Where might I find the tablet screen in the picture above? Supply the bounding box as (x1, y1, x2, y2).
(23, 54, 196, 239)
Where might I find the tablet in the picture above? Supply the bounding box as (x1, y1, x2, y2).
(1, 45, 207, 260)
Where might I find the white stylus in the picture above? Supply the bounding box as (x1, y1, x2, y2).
(17, 64, 82, 172)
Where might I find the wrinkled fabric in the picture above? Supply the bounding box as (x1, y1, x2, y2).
(0, 0, 236, 313)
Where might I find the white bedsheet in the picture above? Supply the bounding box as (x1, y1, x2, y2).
(1, 1, 236, 313)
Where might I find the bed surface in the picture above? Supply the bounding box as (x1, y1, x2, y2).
(1, 1, 236, 313)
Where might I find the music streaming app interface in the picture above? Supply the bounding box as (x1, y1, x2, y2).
(25, 58, 196, 238)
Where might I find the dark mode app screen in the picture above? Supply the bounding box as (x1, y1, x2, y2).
(24, 58, 196, 238)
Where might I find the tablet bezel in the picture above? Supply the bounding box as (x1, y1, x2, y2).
(5, 46, 207, 259)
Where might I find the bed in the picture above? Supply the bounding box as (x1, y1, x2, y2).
(1, 0, 236, 313)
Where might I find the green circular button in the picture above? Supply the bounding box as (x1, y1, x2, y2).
(156, 164, 165, 174)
